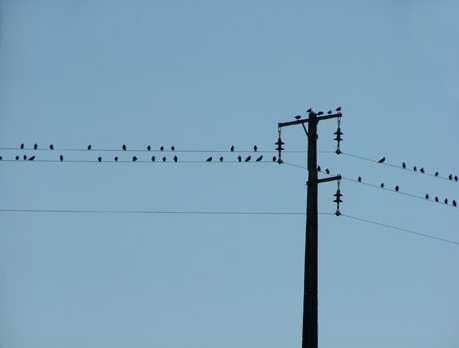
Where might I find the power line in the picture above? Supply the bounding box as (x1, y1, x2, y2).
(340, 213, 459, 247)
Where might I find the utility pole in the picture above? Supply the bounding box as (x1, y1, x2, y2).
(277, 108, 343, 348)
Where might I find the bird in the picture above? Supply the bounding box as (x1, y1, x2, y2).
(272, 156, 277, 162)
(420, 168, 425, 174)
(146, 145, 151, 151)
(317, 166, 321, 172)
(402, 162, 406, 169)
(151, 156, 155, 162)
(98, 157, 102, 162)
(0, 156, 2, 160)
(325, 168, 330, 174)
(435, 196, 439, 202)
(336, 106, 342, 112)
(435, 171, 439, 177)
(358, 176, 362, 183)
(453, 200, 457, 207)
(160, 146, 164, 151)
(306, 108, 313, 113)
(238, 156, 242, 162)
(230, 145, 235, 152)
(114, 156, 118, 162)
(28, 156, 35, 161)
(380, 183, 385, 188)
(449, 174, 453, 180)
(49, 144, 54, 150)
(87, 144, 92, 150)
(219, 156, 224, 162)
(413, 166, 417, 172)
(171, 146, 175, 151)
(34, 144, 38, 150)
(132, 156, 137, 162)
(395, 185, 399, 192)
(20, 143, 24, 149)
(245, 156, 251, 162)
(294, 115, 302, 120)
(256, 155, 263, 162)
(253, 145, 258, 152)
(444, 198, 448, 205)
(378, 157, 386, 163)
(23, 155, 27, 160)
(59, 155, 64, 161)
(425, 194, 429, 200)
(162, 156, 166, 162)
(317, 111, 324, 116)
(15, 156, 19, 160)
(327, 110, 332, 114)
(206, 157, 212, 162)
(455, 176, 458, 182)
(122, 144, 127, 151)
(173, 155, 178, 162)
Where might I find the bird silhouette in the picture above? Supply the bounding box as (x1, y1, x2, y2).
(49, 144, 54, 150)
(420, 168, 425, 173)
(114, 156, 118, 161)
(317, 166, 321, 172)
(256, 155, 263, 162)
(59, 155, 64, 161)
(132, 156, 137, 162)
(453, 200, 457, 207)
(146, 145, 151, 151)
(253, 145, 258, 152)
(435, 196, 439, 202)
(317, 111, 324, 116)
(173, 156, 178, 162)
(20, 143, 24, 149)
(238, 156, 242, 162)
(378, 157, 386, 163)
(444, 198, 448, 205)
(358, 176, 362, 183)
(23, 155, 27, 160)
(15, 156, 19, 160)
(336, 107, 342, 112)
(162, 156, 166, 162)
(455, 176, 458, 182)
(413, 166, 417, 172)
(160, 146, 164, 151)
(230, 145, 235, 152)
(402, 162, 406, 169)
(449, 174, 453, 180)
(307, 108, 313, 113)
(98, 157, 102, 162)
(151, 156, 155, 162)
(87, 145, 92, 150)
(28, 156, 35, 161)
(435, 171, 439, 177)
(395, 185, 400, 192)
(219, 156, 224, 162)
(380, 183, 385, 188)
(272, 156, 277, 162)
(425, 194, 429, 200)
(295, 115, 302, 120)
(327, 110, 332, 114)
(325, 168, 330, 174)
(122, 144, 127, 151)
(245, 156, 251, 162)
(34, 144, 38, 150)
(171, 146, 175, 151)
(0, 156, 2, 160)
(206, 157, 212, 162)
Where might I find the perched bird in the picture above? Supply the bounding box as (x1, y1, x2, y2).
(114, 156, 119, 162)
(34, 144, 38, 150)
(59, 155, 64, 162)
(151, 156, 155, 162)
(380, 183, 385, 188)
(160, 146, 164, 151)
(15, 156, 19, 160)
(253, 145, 258, 152)
(325, 168, 330, 174)
(23, 155, 27, 160)
(336, 106, 342, 112)
(306, 108, 313, 113)
(413, 166, 417, 172)
(453, 200, 457, 207)
(238, 156, 242, 162)
(219, 156, 224, 162)
(449, 174, 453, 180)
(317, 111, 324, 116)
(98, 157, 102, 162)
(20, 143, 24, 149)
(49, 144, 54, 150)
(256, 155, 263, 162)
(420, 168, 425, 174)
(87, 144, 92, 150)
(455, 176, 458, 182)
(435, 171, 439, 177)
(295, 115, 302, 120)
(402, 162, 406, 169)
(162, 156, 166, 162)
(378, 157, 386, 163)
(28, 156, 35, 161)
(206, 157, 212, 162)
(230, 145, 235, 152)
(173, 156, 178, 162)
(171, 146, 175, 151)
(435, 196, 439, 202)
(245, 156, 251, 162)
(327, 110, 332, 114)
(445, 198, 448, 205)
(425, 194, 429, 200)
(358, 176, 362, 183)
(317, 166, 321, 172)
(0, 156, 2, 160)
(132, 156, 137, 162)
(122, 144, 127, 151)
(146, 145, 151, 151)
(272, 156, 277, 162)
(395, 185, 400, 192)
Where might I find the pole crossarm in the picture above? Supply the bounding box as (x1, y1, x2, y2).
(278, 112, 342, 129)
(314, 175, 342, 185)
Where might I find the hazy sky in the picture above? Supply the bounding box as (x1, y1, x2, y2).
(1, 1, 458, 347)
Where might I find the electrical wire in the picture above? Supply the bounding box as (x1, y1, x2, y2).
(0, 159, 279, 164)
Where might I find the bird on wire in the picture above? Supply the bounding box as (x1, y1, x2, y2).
(146, 145, 151, 151)
(87, 144, 92, 150)
(402, 162, 406, 169)
(219, 156, 224, 162)
(173, 156, 178, 162)
(230, 145, 235, 152)
(20, 143, 24, 150)
(49, 144, 54, 150)
(28, 156, 35, 161)
(245, 156, 251, 162)
(378, 157, 386, 163)
(435, 196, 439, 202)
(327, 110, 332, 114)
(325, 168, 330, 174)
(238, 156, 242, 162)
(317, 166, 321, 172)
(151, 156, 155, 162)
(420, 168, 425, 174)
(336, 106, 342, 112)
(98, 157, 102, 162)
(445, 198, 448, 205)
(256, 155, 263, 162)
(453, 200, 457, 207)
(132, 156, 137, 162)
(206, 157, 212, 162)
(413, 166, 417, 172)
(59, 155, 64, 162)
(34, 144, 38, 150)
(455, 176, 458, 182)
(15, 156, 19, 160)
(425, 194, 429, 200)
(122, 144, 127, 151)
(162, 157, 166, 162)
(114, 156, 119, 162)
(160, 146, 164, 151)
(295, 115, 302, 120)
(253, 145, 258, 152)
(395, 185, 400, 192)
(358, 176, 362, 183)
(23, 155, 27, 160)
(380, 183, 385, 188)
(171, 146, 175, 151)
(317, 111, 324, 116)
(272, 156, 277, 162)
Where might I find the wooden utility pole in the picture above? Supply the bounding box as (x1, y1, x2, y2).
(278, 109, 342, 348)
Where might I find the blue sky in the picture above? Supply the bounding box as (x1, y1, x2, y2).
(1, 1, 458, 347)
